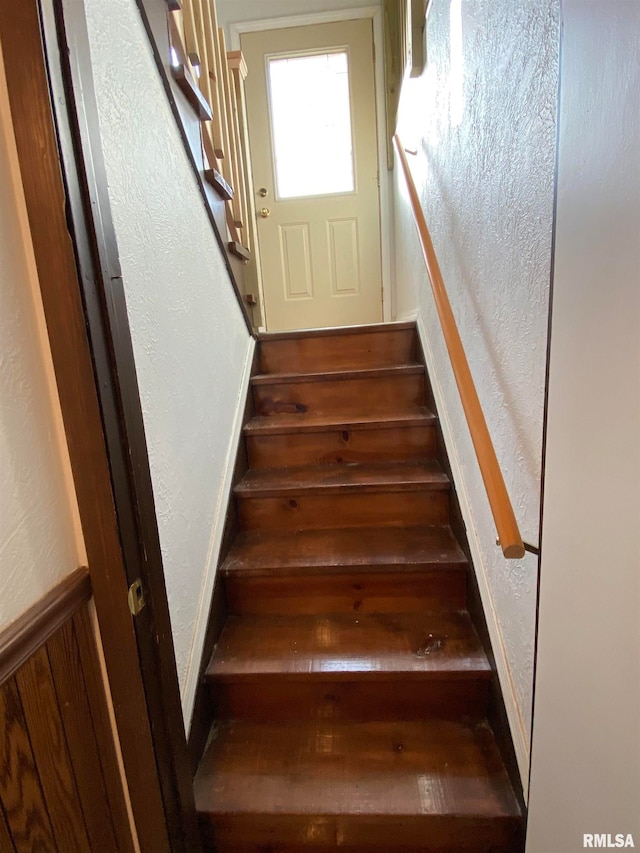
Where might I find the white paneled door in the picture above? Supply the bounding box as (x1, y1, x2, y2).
(242, 20, 383, 331)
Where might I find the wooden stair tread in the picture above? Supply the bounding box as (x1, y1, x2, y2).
(194, 718, 521, 819)
(244, 408, 437, 435)
(235, 461, 449, 498)
(222, 526, 467, 576)
(252, 363, 424, 386)
(207, 611, 490, 681)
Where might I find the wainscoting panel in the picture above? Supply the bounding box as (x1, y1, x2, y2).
(0, 569, 134, 852)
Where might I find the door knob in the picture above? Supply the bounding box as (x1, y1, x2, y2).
(259, 207, 271, 218)
(258, 187, 269, 197)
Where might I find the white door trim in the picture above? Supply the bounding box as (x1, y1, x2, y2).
(229, 7, 396, 322)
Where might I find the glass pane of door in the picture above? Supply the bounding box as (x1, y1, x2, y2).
(267, 50, 355, 199)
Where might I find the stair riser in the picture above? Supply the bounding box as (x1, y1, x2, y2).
(202, 815, 523, 852)
(225, 571, 467, 615)
(238, 491, 449, 532)
(253, 373, 425, 417)
(259, 328, 416, 374)
(246, 424, 436, 468)
(210, 680, 489, 722)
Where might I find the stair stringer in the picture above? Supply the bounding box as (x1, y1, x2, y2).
(415, 313, 529, 803)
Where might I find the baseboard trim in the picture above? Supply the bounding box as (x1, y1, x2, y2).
(415, 313, 530, 790)
(182, 336, 256, 728)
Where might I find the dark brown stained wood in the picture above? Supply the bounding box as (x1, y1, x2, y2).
(195, 719, 521, 850)
(15, 648, 91, 852)
(211, 678, 489, 723)
(252, 363, 423, 386)
(259, 325, 417, 374)
(71, 607, 137, 853)
(47, 620, 122, 853)
(235, 460, 449, 497)
(0, 3, 171, 848)
(207, 612, 490, 721)
(204, 168, 234, 200)
(222, 526, 467, 576)
(246, 421, 436, 468)
(171, 64, 214, 120)
(193, 324, 524, 846)
(252, 367, 425, 419)
(0, 678, 56, 850)
(0, 568, 91, 685)
(259, 321, 416, 342)
(238, 490, 449, 532)
(244, 408, 436, 435)
(225, 569, 467, 616)
(0, 803, 15, 853)
(202, 819, 521, 853)
(223, 527, 467, 614)
(208, 612, 489, 680)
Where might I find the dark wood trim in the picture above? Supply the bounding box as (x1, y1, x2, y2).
(39, 0, 203, 848)
(0, 570, 91, 687)
(205, 167, 235, 201)
(0, 1, 174, 850)
(171, 63, 213, 120)
(136, 0, 256, 336)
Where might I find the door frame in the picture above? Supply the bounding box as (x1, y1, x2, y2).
(0, 0, 201, 849)
(230, 6, 396, 324)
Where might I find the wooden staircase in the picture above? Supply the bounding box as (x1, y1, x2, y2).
(194, 322, 524, 852)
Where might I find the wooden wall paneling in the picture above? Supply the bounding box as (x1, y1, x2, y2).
(0, 569, 91, 687)
(0, 679, 56, 850)
(0, 801, 15, 853)
(15, 647, 91, 852)
(47, 619, 123, 853)
(0, 569, 135, 853)
(71, 607, 138, 853)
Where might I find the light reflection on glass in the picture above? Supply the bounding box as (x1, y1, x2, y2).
(268, 50, 355, 199)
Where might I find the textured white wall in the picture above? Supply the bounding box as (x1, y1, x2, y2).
(526, 2, 640, 849)
(0, 46, 84, 629)
(393, 0, 560, 781)
(83, 0, 253, 727)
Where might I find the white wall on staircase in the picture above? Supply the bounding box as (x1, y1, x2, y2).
(84, 0, 253, 729)
(392, 0, 560, 782)
(526, 2, 640, 849)
(0, 44, 85, 630)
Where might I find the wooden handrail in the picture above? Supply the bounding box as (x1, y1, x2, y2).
(394, 134, 525, 559)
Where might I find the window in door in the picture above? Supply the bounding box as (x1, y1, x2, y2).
(267, 49, 355, 199)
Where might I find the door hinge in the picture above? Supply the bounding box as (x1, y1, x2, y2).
(127, 578, 146, 616)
